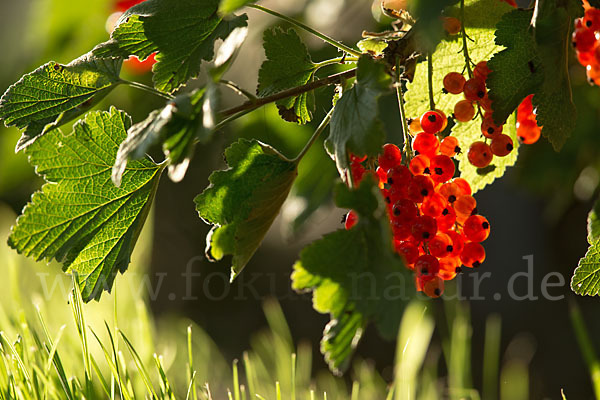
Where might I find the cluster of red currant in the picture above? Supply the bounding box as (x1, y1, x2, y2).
(442, 61, 516, 169)
(573, 2, 600, 84)
(345, 114, 490, 298)
(516, 95, 542, 144)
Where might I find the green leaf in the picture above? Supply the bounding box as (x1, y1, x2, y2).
(487, 1, 582, 150)
(258, 27, 317, 124)
(113, 87, 217, 185)
(195, 139, 298, 279)
(0, 53, 122, 152)
(326, 56, 392, 183)
(572, 200, 600, 296)
(292, 177, 414, 374)
(219, 0, 256, 14)
(357, 39, 389, 56)
(8, 107, 163, 301)
(94, 0, 248, 93)
(404, 0, 517, 193)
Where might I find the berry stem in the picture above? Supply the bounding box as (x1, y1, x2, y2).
(248, 4, 363, 58)
(314, 56, 360, 70)
(122, 80, 175, 100)
(460, 0, 473, 78)
(218, 79, 257, 101)
(394, 58, 414, 163)
(427, 52, 436, 110)
(292, 107, 334, 164)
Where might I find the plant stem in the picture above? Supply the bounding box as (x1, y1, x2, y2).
(220, 68, 357, 118)
(460, 0, 473, 78)
(122, 80, 175, 100)
(394, 61, 413, 163)
(248, 4, 362, 58)
(427, 52, 435, 110)
(315, 56, 359, 70)
(293, 107, 334, 164)
(569, 299, 600, 399)
(219, 79, 257, 101)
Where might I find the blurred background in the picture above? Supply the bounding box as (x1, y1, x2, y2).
(1, 0, 600, 398)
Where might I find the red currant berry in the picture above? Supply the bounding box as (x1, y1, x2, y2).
(443, 72, 466, 94)
(423, 276, 444, 298)
(451, 178, 472, 195)
(420, 111, 445, 134)
(473, 61, 491, 81)
(429, 233, 453, 258)
(391, 220, 412, 240)
(573, 27, 596, 53)
(460, 242, 486, 268)
(481, 117, 503, 138)
(387, 165, 412, 187)
(463, 77, 487, 102)
(490, 134, 514, 157)
(447, 231, 465, 258)
(440, 136, 461, 157)
(407, 175, 435, 203)
(516, 119, 541, 144)
(395, 241, 420, 266)
(584, 8, 600, 31)
(345, 210, 358, 230)
(411, 215, 438, 242)
(442, 17, 462, 35)
(412, 132, 440, 158)
(391, 199, 419, 223)
(378, 143, 402, 171)
(430, 154, 456, 183)
(463, 215, 491, 242)
(454, 194, 477, 219)
(421, 192, 447, 218)
(453, 100, 476, 122)
(409, 155, 431, 176)
(438, 257, 461, 280)
(415, 254, 440, 277)
(467, 141, 493, 168)
(437, 206, 457, 232)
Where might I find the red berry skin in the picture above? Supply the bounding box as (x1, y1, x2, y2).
(516, 119, 541, 144)
(415, 254, 441, 277)
(437, 206, 457, 232)
(454, 194, 477, 220)
(376, 167, 388, 187)
(395, 241, 420, 266)
(452, 178, 472, 195)
(447, 231, 465, 258)
(409, 155, 431, 175)
(412, 215, 438, 242)
(442, 17, 462, 35)
(481, 117, 503, 138)
(517, 94, 534, 116)
(440, 136, 461, 157)
(350, 153, 367, 163)
(391, 220, 412, 240)
(439, 182, 462, 204)
(430, 154, 456, 183)
(407, 175, 434, 203)
(473, 61, 491, 81)
(423, 276, 444, 298)
(412, 133, 440, 158)
(387, 165, 412, 187)
(351, 162, 366, 184)
(573, 27, 596, 53)
(584, 8, 600, 31)
(438, 257, 461, 280)
(443, 72, 466, 94)
(345, 210, 358, 230)
(421, 192, 447, 218)
(460, 242, 486, 268)
(468, 141, 494, 168)
(490, 134, 514, 157)
(379, 143, 402, 171)
(420, 111, 445, 134)
(454, 100, 476, 122)
(391, 199, 419, 223)
(463, 215, 491, 242)
(429, 233, 453, 258)
(463, 77, 487, 102)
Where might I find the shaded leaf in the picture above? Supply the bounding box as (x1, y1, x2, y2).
(94, 0, 247, 93)
(195, 139, 298, 279)
(8, 108, 163, 301)
(292, 177, 414, 374)
(0, 53, 122, 152)
(326, 56, 392, 183)
(572, 200, 600, 296)
(258, 27, 317, 124)
(113, 88, 217, 185)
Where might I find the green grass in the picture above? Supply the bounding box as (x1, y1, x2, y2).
(0, 204, 588, 399)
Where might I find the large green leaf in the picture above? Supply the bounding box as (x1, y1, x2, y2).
(0, 53, 122, 152)
(8, 107, 163, 301)
(572, 201, 600, 296)
(258, 27, 317, 124)
(113, 87, 216, 185)
(94, 0, 247, 93)
(404, 0, 517, 193)
(292, 177, 414, 374)
(326, 56, 392, 183)
(487, 0, 583, 150)
(195, 139, 298, 279)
